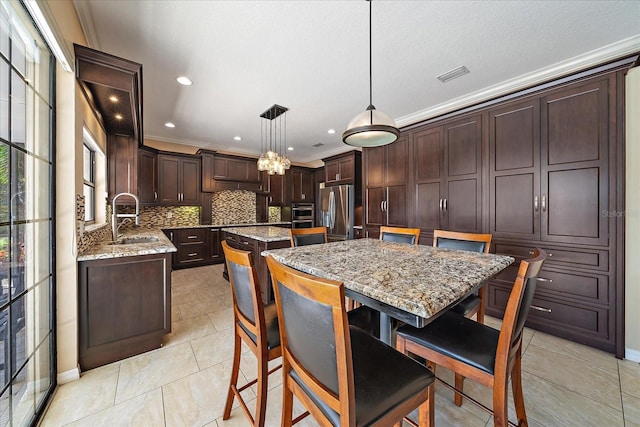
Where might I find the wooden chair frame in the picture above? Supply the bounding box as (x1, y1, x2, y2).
(266, 255, 433, 427)
(397, 249, 546, 427)
(289, 226, 328, 247)
(432, 229, 492, 323)
(222, 241, 282, 427)
(379, 226, 421, 244)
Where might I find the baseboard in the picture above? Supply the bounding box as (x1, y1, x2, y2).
(625, 348, 640, 363)
(57, 366, 80, 384)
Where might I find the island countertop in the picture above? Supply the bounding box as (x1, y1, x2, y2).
(262, 238, 514, 320)
(77, 229, 176, 261)
(222, 226, 291, 242)
(167, 222, 291, 229)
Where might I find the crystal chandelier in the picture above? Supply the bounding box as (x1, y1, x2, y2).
(257, 104, 291, 175)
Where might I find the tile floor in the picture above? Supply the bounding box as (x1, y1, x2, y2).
(39, 264, 640, 427)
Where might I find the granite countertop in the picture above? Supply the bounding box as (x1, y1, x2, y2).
(167, 222, 290, 230)
(263, 238, 514, 319)
(77, 229, 177, 261)
(222, 226, 291, 242)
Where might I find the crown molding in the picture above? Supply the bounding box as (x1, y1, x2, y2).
(73, 0, 101, 50)
(396, 35, 640, 128)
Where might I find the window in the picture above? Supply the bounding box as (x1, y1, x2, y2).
(82, 129, 97, 223)
(0, 1, 55, 425)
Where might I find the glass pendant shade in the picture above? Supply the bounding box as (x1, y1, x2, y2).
(342, 106, 400, 147)
(257, 104, 291, 175)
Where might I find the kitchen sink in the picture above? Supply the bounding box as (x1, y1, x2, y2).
(110, 236, 160, 245)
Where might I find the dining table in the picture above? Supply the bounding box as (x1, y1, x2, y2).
(262, 238, 515, 345)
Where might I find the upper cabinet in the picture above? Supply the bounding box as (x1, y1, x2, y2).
(200, 151, 263, 192)
(158, 153, 201, 205)
(74, 45, 144, 203)
(412, 114, 483, 234)
(323, 151, 361, 186)
(138, 146, 158, 204)
(262, 172, 286, 206)
(291, 167, 315, 203)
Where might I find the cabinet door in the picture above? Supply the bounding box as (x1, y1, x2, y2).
(413, 127, 444, 231)
(366, 187, 386, 226)
(541, 79, 610, 246)
(325, 160, 340, 184)
(338, 157, 354, 182)
(108, 134, 138, 202)
(266, 173, 285, 205)
(138, 149, 157, 204)
(302, 170, 314, 202)
(292, 168, 314, 202)
(443, 116, 483, 232)
(158, 155, 180, 204)
(180, 157, 201, 204)
(385, 136, 408, 187)
(489, 100, 541, 240)
(386, 185, 408, 227)
(364, 146, 385, 187)
(201, 151, 215, 192)
(209, 228, 223, 262)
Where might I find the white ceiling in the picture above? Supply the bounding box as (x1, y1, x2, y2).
(73, 0, 640, 165)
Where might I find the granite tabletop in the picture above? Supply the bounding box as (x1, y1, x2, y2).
(167, 222, 290, 230)
(77, 229, 177, 261)
(222, 226, 291, 242)
(262, 238, 515, 319)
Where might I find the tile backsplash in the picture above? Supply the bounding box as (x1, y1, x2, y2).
(211, 190, 256, 224)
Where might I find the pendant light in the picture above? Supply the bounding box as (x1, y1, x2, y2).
(257, 104, 291, 175)
(343, 0, 399, 147)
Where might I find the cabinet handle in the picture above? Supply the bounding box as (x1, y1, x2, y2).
(385, 200, 388, 212)
(443, 198, 447, 211)
(188, 253, 198, 257)
(534, 196, 539, 211)
(187, 235, 198, 239)
(537, 277, 553, 283)
(336, 173, 340, 180)
(302, 194, 305, 200)
(529, 251, 552, 257)
(541, 194, 546, 212)
(380, 201, 384, 211)
(154, 191, 157, 201)
(170, 232, 173, 241)
(439, 199, 443, 210)
(530, 305, 552, 313)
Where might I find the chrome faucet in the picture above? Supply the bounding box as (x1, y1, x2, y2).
(112, 192, 140, 241)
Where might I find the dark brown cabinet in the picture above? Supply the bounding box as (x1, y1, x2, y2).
(138, 147, 158, 204)
(291, 167, 314, 203)
(78, 253, 172, 370)
(412, 115, 483, 233)
(201, 151, 263, 192)
(263, 172, 285, 206)
(364, 136, 409, 233)
(158, 154, 201, 205)
(323, 151, 361, 186)
(171, 228, 208, 266)
(108, 133, 138, 203)
(209, 228, 223, 263)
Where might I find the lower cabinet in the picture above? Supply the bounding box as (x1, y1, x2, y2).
(165, 227, 225, 269)
(486, 241, 614, 353)
(78, 253, 172, 370)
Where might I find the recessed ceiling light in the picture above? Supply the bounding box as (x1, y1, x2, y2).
(114, 114, 123, 120)
(327, 129, 336, 134)
(176, 76, 193, 86)
(165, 122, 176, 128)
(109, 95, 119, 103)
(287, 147, 294, 151)
(233, 136, 242, 141)
(437, 66, 470, 83)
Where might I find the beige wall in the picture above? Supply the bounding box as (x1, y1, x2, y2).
(625, 66, 640, 361)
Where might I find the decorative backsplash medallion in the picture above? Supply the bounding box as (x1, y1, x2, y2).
(211, 190, 256, 224)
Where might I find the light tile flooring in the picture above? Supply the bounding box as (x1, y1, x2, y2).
(39, 264, 640, 427)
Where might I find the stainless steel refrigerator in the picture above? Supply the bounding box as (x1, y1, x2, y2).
(319, 184, 354, 241)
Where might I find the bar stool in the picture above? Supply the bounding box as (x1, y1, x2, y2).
(396, 249, 547, 427)
(266, 255, 435, 427)
(289, 227, 328, 247)
(221, 241, 281, 427)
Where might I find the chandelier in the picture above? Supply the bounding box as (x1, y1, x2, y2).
(257, 104, 291, 175)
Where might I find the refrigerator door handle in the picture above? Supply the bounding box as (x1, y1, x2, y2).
(329, 190, 336, 229)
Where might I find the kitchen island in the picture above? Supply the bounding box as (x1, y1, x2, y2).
(77, 229, 176, 370)
(222, 226, 291, 303)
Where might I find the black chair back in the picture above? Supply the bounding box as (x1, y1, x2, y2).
(228, 261, 256, 324)
(292, 233, 326, 247)
(435, 237, 487, 253)
(511, 253, 544, 345)
(381, 232, 417, 244)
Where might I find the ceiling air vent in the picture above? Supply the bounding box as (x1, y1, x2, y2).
(312, 143, 325, 148)
(437, 66, 470, 83)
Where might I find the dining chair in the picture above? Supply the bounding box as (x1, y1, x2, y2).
(433, 229, 493, 324)
(221, 241, 282, 427)
(265, 255, 436, 427)
(396, 248, 547, 427)
(379, 225, 421, 244)
(347, 226, 421, 336)
(289, 226, 328, 247)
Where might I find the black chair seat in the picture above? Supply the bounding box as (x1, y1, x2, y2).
(347, 305, 380, 337)
(238, 303, 281, 350)
(290, 326, 435, 426)
(397, 311, 499, 375)
(449, 294, 481, 316)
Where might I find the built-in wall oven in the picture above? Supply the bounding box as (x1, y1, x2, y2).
(291, 202, 314, 228)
